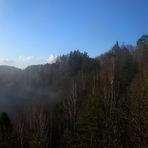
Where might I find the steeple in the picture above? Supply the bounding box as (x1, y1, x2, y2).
(112, 41, 119, 54)
(116, 41, 119, 47)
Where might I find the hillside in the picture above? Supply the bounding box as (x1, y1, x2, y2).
(0, 35, 148, 147)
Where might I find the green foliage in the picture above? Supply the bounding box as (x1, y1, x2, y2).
(0, 112, 12, 148)
(0, 112, 11, 128)
(64, 95, 104, 148)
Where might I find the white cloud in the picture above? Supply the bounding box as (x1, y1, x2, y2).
(19, 56, 34, 62)
(0, 58, 15, 65)
(46, 55, 57, 63)
(0, 55, 57, 69)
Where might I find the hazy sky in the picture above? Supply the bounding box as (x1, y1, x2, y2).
(0, 0, 148, 68)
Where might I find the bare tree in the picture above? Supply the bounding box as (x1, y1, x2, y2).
(29, 102, 50, 148)
(64, 79, 78, 131)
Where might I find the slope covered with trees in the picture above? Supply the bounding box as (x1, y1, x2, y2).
(0, 35, 148, 147)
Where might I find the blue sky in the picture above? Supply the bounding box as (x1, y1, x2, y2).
(0, 0, 148, 68)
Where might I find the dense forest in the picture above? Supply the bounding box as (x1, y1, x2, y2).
(0, 35, 148, 148)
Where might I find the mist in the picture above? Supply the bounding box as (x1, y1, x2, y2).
(0, 64, 63, 114)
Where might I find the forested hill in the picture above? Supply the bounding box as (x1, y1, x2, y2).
(0, 50, 99, 113)
(0, 35, 148, 147)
